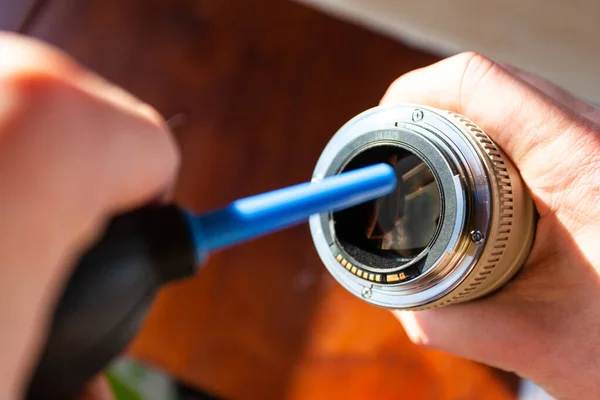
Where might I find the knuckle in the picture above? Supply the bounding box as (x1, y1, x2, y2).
(0, 35, 83, 114)
(2, 71, 70, 116)
(454, 51, 494, 72)
(452, 52, 499, 108)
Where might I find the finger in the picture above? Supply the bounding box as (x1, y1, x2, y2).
(393, 303, 533, 371)
(0, 32, 161, 126)
(500, 64, 600, 125)
(392, 298, 563, 386)
(0, 34, 179, 395)
(0, 34, 180, 237)
(380, 52, 596, 183)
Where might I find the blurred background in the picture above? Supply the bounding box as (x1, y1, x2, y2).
(298, 0, 600, 105)
(2, 0, 582, 398)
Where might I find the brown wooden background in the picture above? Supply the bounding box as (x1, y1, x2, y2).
(2, 0, 518, 399)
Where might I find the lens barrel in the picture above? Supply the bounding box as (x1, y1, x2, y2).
(309, 105, 535, 310)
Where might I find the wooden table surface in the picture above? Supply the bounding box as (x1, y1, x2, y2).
(3, 0, 518, 398)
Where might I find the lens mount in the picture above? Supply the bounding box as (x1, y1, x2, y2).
(309, 105, 535, 310)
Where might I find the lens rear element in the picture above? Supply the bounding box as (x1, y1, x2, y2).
(333, 144, 441, 278)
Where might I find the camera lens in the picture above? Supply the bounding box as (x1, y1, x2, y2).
(310, 105, 536, 310)
(333, 145, 441, 268)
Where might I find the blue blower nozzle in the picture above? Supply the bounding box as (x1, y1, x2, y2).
(185, 163, 397, 262)
(27, 163, 396, 398)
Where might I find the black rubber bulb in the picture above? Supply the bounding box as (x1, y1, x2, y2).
(26, 206, 196, 399)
